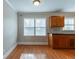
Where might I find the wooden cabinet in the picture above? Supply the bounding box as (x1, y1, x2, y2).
(48, 34, 75, 49)
(53, 34, 75, 49)
(53, 35, 67, 48)
(68, 37, 75, 48)
(49, 16, 64, 27)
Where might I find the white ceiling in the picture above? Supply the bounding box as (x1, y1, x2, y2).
(8, 0, 75, 12)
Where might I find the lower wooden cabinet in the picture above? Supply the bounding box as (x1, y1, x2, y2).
(48, 34, 75, 49)
(53, 37, 67, 48)
(69, 38, 75, 48)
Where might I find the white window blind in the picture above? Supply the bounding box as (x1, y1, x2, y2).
(63, 17, 75, 30)
(24, 17, 46, 36)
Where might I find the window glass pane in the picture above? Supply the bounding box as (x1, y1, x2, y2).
(65, 24, 74, 26)
(35, 18, 46, 27)
(24, 18, 34, 27)
(63, 26, 74, 30)
(65, 18, 74, 25)
(63, 17, 74, 30)
(24, 27, 34, 36)
(36, 28, 46, 36)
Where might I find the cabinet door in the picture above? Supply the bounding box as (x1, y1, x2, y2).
(53, 35, 67, 48)
(57, 16, 64, 27)
(66, 35, 75, 48)
(50, 16, 57, 27)
(69, 36, 75, 48)
(50, 16, 64, 27)
(53, 38, 59, 48)
(69, 39, 75, 48)
(59, 38, 67, 48)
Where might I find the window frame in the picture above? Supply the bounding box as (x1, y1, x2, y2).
(63, 17, 75, 31)
(24, 18, 46, 36)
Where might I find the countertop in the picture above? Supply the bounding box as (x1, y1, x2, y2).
(47, 31, 75, 34)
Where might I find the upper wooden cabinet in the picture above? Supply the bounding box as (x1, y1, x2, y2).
(49, 16, 64, 27)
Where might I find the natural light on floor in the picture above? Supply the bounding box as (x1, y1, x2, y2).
(20, 53, 46, 59)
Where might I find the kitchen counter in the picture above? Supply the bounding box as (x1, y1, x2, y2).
(47, 27, 75, 34)
(47, 30, 75, 34)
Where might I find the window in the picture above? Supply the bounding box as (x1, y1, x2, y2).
(24, 18, 46, 36)
(35, 18, 46, 27)
(63, 17, 75, 30)
(24, 18, 34, 27)
(24, 28, 34, 36)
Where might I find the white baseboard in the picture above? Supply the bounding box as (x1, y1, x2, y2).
(3, 43, 17, 59)
(18, 42, 48, 45)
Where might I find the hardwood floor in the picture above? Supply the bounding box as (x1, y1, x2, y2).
(7, 45, 75, 59)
